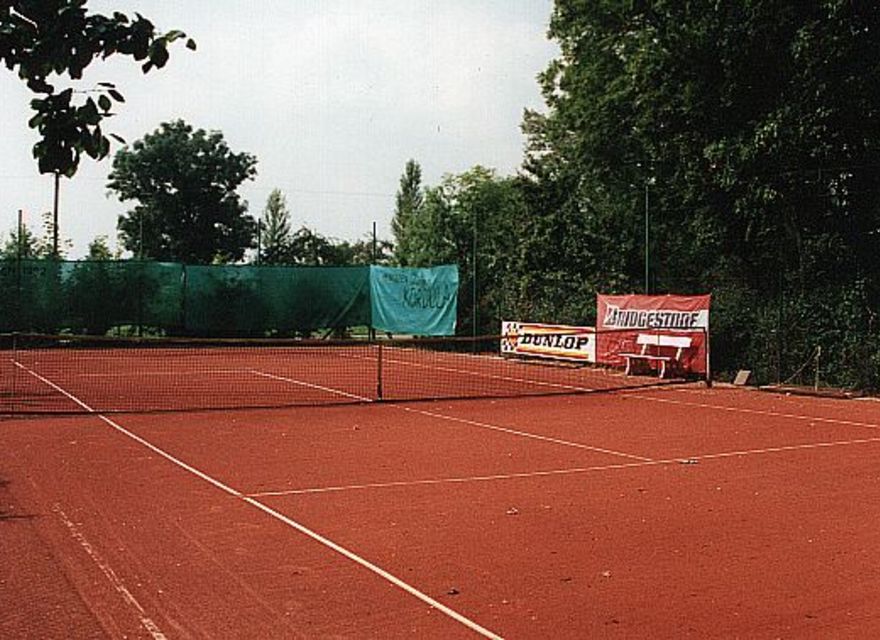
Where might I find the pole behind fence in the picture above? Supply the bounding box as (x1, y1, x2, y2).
(16, 210, 23, 332)
(704, 325, 712, 387)
(376, 341, 384, 401)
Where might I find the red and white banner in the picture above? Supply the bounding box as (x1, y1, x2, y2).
(501, 321, 596, 363)
(596, 294, 711, 374)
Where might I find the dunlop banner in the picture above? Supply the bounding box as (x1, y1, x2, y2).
(501, 321, 597, 362)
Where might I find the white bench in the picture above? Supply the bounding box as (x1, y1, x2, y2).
(620, 333, 693, 378)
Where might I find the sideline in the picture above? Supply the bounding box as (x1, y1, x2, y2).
(15, 361, 505, 640)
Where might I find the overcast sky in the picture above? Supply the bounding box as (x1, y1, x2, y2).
(0, 1, 558, 258)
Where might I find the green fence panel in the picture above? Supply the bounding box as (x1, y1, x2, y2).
(0, 260, 456, 338)
(63, 260, 184, 334)
(0, 259, 184, 334)
(254, 265, 371, 333)
(183, 264, 371, 336)
(11, 260, 66, 332)
(0, 260, 21, 332)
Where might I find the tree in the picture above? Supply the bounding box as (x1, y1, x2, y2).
(0, 211, 70, 259)
(520, 0, 880, 387)
(1, 1, 195, 177)
(399, 166, 527, 333)
(110, 120, 258, 264)
(289, 226, 335, 266)
(87, 235, 115, 260)
(525, 1, 880, 289)
(259, 189, 294, 264)
(329, 236, 393, 266)
(1, 223, 40, 259)
(391, 159, 423, 265)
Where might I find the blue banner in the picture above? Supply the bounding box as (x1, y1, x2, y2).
(369, 265, 458, 335)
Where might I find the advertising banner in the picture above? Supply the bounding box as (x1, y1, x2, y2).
(596, 294, 711, 374)
(501, 321, 596, 363)
(370, 265, 458, 336)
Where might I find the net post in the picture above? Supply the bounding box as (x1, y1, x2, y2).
(376, 340, 383, 401)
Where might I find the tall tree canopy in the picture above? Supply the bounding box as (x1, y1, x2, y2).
(260, 189, 294, 264)
(390, 2, 880, 387)
(0, 211, 70, 259)
(523, 0, 880, 293)
(514, 0, 880, 386)
(396, 166, 526, 334)
(109, 120, 258, 264)
(0, 0, 195, 176)
(391, 159, 424, 266)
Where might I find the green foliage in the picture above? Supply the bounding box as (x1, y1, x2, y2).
(0, 0, 195, 176)
(381, 2, 880, 389)
(328, 236, 392, 266)
(391, 159, 423, 266)
(110, 120, 258, 264)
(524, 1, 879, 287)
(279, 227, 388, 266)
(259, 189, 295, 265)
(288, 226, 336, 266)
(0, 211, 70, 259)
(257, 191, 393, 267)
(0, 222, 41, 259)
(397, 166, 527, 334)
(508, 0, 880, 389)
(87, 235, 116, 260)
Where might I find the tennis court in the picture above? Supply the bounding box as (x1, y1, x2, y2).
(2, 339, 880, 638)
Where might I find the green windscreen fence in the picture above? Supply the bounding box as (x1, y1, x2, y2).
(0, 260, 184, 334)
(183, 265, 371, 335)
(0, 260, 456, 337)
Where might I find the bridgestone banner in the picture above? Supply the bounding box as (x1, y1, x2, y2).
(501, 321, 597, 362)
(596, 294, 711, 374)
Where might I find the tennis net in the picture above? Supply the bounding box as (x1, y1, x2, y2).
(0, 332, 695, 415)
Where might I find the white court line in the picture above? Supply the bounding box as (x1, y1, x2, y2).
(54, 504, 167, 640)
(247, 367, 650, 463)
(248, 368, 646, 462)
(249, 369, 372, 402)
(248, 435, 880, 497)
(401, 405, 652, 462)
(624, 389, 880, 431)
(15, 361, 503, 640)
(378, 347, 878, 434)
(76, 369, 246, 378)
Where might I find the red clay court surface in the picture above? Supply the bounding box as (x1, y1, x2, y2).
(3, 381, 880, 638)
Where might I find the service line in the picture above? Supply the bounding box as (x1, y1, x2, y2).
(249, 435, 880, 497)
